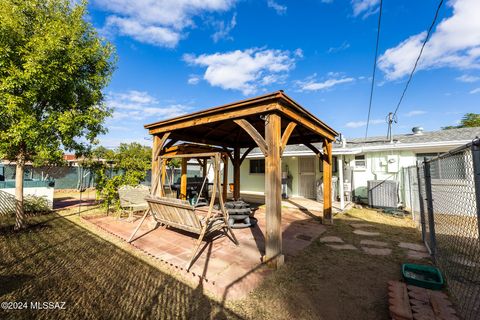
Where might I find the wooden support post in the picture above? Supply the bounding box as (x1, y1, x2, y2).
(202, 160, 208, 178)
(160, 159, 166, 197)
(264, 113, 283, 268)
(322, 139, 333, 224)
(222, 156, 228, 201)
(233, 147, 241, 200)
(202, 160, 209, 199)
(180, 158, 188, 200)
(152, 135, 161, 196)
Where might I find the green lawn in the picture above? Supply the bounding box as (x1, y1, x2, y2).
(0, 204, 427, 320)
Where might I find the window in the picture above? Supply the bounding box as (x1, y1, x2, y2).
(319, 156, 338, 173)
(354, 155, 366, 169)
(416, 153, 439, 163)
(249, 159, 265, 174)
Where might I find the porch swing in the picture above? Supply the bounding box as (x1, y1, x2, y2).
(127, 151, 238, 271)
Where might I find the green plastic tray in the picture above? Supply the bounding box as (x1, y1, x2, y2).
(402, 263, 444, 290)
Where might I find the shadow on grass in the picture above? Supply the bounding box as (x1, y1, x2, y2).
(0, 213, 243, 320)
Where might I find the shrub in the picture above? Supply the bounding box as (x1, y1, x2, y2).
(24, 195, 51, 215)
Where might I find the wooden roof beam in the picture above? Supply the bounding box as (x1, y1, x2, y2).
(278, 104, 336, 141)
(234, 119, 268, 156)
(280, 121, 297, 156)
(169, 132, 234, 148)
(148, 103, 278, 135)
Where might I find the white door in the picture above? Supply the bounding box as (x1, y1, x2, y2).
(298, 157, 316, 198)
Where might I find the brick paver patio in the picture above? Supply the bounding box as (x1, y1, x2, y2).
(83, 206, 326, 299)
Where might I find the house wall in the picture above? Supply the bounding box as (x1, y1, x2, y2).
(342, 151, 417, 204)
(233, 155, 324, 199)
(234, 151, 419, 205)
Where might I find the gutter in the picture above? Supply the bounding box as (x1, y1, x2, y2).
(243, 139, 473, 158)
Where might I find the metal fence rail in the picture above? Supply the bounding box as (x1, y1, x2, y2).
(403, 139, 480, 320)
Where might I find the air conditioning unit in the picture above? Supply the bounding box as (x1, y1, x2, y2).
(367, 180, 398, 208)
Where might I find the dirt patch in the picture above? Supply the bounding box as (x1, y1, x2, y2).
(232, 208, 429, 320)
(350, 223, 376, 229)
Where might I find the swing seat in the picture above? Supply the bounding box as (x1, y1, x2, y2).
(142, 195, 238, 270)
(146, 196, 224, 233)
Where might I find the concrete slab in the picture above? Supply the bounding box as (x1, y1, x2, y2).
(320, 236, 344, 243)
(407, 250, 430, 260)
(83, 206, 326, 300)
(353, 230, 381, 236)
(360, 239, 389, 247)
(326, 244, 357, 250)
(398, 242, 428, 252)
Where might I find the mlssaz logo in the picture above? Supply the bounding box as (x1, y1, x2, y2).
(30, 302, 66, 310)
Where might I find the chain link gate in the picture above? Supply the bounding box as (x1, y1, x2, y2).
(403, 139, 480, 320)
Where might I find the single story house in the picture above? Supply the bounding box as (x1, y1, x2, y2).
(229, 126, 480, 209)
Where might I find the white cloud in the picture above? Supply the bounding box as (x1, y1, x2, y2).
(104, 16, 181, 48)
(297, 73, 355, 91)
(106, 90, 189, 121)
(328, 41, 351, 54)
(267, 0, 287, 15)
(294, 48, 304, 58)
(405, 110, 427, 117)
(378, 0, 480, 80)
(351, 0, 380, 18)
(211, 14, 237, 42)
(345, 119, 384, 128)
(188, 75, 201, 85)
(95, 0, 237, 47)
(470, 87, 480, 94)
(456, 74, 480, 83)
(184, 48, 299, 95)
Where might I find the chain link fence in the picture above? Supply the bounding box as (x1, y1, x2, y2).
(402, 139, 480, 320)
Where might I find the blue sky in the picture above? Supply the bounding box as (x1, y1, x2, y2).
(86, 0, 480, 147)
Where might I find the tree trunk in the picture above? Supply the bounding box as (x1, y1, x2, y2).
(14, 159, 26, 230)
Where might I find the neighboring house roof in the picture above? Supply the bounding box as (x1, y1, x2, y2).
(245, 127, 480, 157)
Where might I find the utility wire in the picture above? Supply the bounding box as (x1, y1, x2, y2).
(364, 0, 383, 142)
(392, 0, 444, 117)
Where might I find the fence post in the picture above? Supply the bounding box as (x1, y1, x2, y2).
(423, 157, 437, 257)
(416, 164, 427, 243)
(471, 138, 480, 235)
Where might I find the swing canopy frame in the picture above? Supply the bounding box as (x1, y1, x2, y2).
(144, 91, 338, 269)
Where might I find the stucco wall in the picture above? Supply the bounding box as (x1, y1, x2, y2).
(235, 151, 419, 204)
(232, 155, 323, 198)
(342, 151, 417, 203)
(1, 187, 54, 209)
(239, 157, 265, 193)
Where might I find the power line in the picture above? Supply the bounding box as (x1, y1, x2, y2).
(392, 0, 444, 117)
(364, 0, 384, 142)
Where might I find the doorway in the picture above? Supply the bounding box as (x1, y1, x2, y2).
(298, 157, 316, 199)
